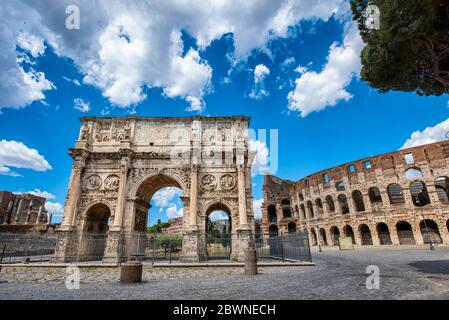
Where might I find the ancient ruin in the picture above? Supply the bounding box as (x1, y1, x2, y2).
(55, 116, 255, 262)
(262, 141, 449, 247)
(0, 191, 51, 233)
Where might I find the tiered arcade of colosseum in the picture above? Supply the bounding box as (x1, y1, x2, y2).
(261, 141, 449, 247)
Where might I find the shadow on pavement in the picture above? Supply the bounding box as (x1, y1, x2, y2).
(409, 260, 449, 274)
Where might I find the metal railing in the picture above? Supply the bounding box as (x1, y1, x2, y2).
(0, 233, 57, 263)
(0, 230, 312, 264)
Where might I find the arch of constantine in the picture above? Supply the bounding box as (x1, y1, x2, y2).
(262, 141, 449, 247)
(54, 116, 255, 262)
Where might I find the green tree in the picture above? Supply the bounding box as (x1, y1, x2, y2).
(351, 0, 449, 95)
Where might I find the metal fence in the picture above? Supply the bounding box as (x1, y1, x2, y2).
(0, 230, 312, 264)
(0, 233, 57, 263)
(256, 231, 312, 262)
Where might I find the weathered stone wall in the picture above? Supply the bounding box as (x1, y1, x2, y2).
(262, 141, 449, 246)
(0, 191, 49, 228)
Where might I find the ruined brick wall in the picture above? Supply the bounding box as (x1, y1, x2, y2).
(262, 141, 449, 246)
(0, 191, 49, 227)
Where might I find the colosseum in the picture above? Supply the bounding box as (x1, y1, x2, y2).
(261, 140, 449, 248)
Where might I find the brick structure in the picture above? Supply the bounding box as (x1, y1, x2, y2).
(262, 141, 449, 247)
(162, 217, 183, 234)
(0, 191, 51, 232)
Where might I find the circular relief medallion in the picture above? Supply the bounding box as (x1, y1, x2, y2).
(104, 174, 120, 190)
(220, 174, 236, 190)
(85, 174, 102, 190)
(201, 174, 217, 190)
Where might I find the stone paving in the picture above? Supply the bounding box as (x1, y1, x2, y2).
(0, 247, 448, 299)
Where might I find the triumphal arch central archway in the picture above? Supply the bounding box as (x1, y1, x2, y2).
(54, 116, 255, 262)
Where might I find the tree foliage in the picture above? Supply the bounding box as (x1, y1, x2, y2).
(351, 0, 449, 95)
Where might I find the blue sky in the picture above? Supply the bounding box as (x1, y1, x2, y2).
(1, 1, 448, 225)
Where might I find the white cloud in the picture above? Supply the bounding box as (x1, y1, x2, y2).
(73, 98, 90, 113)
(401, 118, 449, 149)
(152, 187, 183, 208)
(26, 189, 56, 199)
(166, 204, 184, 219)
(209, 211, 229, 221)
(0, 166, 21, 177)
(253, 198, 264, 220)
(0, 4, 55, 110)
(249, 64, 270, 100)
(0, 140, 51, 176)
(287, 21, 363, 117)
(62, 76, 81, 86)
(254, 64, 270, 84)
(0, 0, 346, 111)
(249, 139, 269, 176)
(281, 56, 296, 69)
(45, 201, 63, 217)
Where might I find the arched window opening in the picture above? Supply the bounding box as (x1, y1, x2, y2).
(306, 201, 314, 219)
(336, 181, 346, 191)
(420, 220, 442, 244)
(435, 177, 449, 203)
(409, 181, 431, 207)
(315, 198, 323, 214)
(368, 187, 382, 203)
(387, 183, 405, 205)
(269, 224, 279, 238)
(288, 222, 296, 233)
(352, 190, 365, 212)
(396, 221, 415, 245)
(343, 225, 355, 244)
(359, 224, 372, 245)
(330, 226, 340, 246)
(325, 195, 335, 213)
(337, 194, 349, 214)
(376, 223, 392, 245)
(268, 205, 277, 223)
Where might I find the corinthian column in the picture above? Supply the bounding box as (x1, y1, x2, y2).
(237, 164, 248, 227)
(189, 165, 198, 226)
(111, 157, 130, 231)
(61, 155, 86, 230)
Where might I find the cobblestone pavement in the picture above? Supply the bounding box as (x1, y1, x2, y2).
(1, 248, 448, 300)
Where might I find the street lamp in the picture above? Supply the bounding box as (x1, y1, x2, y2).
(406, 168, 435, 251)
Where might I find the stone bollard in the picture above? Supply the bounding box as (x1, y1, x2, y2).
(120, 261, 143, 284)
(244, 248, 257, 275)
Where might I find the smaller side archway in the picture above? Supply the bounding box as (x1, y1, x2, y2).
(78, 203, 111, 261)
